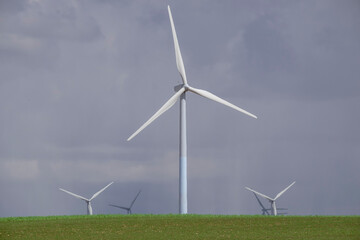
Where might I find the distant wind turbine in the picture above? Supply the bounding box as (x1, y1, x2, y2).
(59, 182, 113, 215)
(245, 181, 295, 216)
(109, 190, 141, 214)
(127, 6, 257, 214)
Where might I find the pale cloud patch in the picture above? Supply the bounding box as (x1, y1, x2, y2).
(49, 150, 179, 183)
(0, 159, 39, 180)
(0, 33, 42, 53)
(47, 149, 230, 184)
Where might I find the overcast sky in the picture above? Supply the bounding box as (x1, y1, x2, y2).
(0, 0, 359, 217)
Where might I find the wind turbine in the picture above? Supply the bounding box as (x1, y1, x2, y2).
(245, 181, 295, 216)
(127, 6, 257, 214)
(59, 182, 113, 215)
(109, 190, 141, 214)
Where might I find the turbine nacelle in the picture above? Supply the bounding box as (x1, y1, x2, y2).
(174, 84, 190, 92)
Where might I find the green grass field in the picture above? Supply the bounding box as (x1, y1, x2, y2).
(1, 214, 359, 240)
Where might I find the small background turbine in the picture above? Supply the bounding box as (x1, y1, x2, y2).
(109, 190, 141, 214)
(245, 181, 295, 216)
(59, 182, 113, 215)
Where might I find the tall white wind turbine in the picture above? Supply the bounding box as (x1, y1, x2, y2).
(109, 190, 141, 214)
(128, 6, 257, 214)
(59, 182, 113, 215)
(245, 181, 295, 216)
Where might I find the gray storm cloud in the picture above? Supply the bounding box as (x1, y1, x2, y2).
(0, 0, 359, 217)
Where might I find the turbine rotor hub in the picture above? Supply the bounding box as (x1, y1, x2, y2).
(174, 83, 190, 92)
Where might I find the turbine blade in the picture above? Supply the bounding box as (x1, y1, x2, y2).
(59, 188, 88, 201)
(127, 87, 186, 141)
(168, 5, 187, 85)
(130, 190, 141, 209)
(109, 204, 130, 211)
(188, 86, 257, 119)
(274, 181, 295, 200)
(90, 182, 113, 201)
(245, 187, 274, 201)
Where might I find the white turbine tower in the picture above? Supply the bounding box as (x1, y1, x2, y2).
(245, 181, 295, 216)
(109, 190, 141, 214)
(128, 6, 257, 214)
(59, 182, 113, 215)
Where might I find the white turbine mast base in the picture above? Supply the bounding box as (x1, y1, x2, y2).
(87, 201, 93, 215)
(271, 201, 277, 216)
(127, 5, 257, 214)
